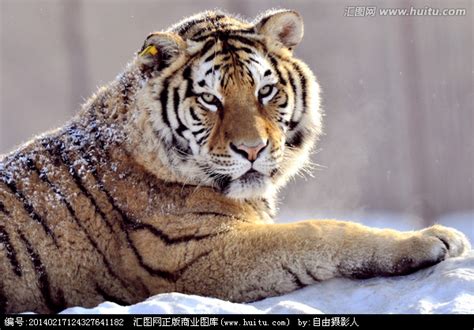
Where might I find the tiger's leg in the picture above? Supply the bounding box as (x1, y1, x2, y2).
(178, 220, 470, 302)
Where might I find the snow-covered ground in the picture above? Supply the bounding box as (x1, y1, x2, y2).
(61, 212, 473, 314)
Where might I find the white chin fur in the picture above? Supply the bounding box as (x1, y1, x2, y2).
(224, 176, 276, 199)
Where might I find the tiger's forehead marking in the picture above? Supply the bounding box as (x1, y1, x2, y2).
(167, 10, 272, 93)
(192, 38, 275, 97)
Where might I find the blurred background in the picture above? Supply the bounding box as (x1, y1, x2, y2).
(1, 0, 472, 239)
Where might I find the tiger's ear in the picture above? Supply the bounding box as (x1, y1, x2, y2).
(137, 32, 186, 74)
(255, 10, 304, 49)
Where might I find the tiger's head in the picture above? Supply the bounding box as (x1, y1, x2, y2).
(130, 9, 322, 199)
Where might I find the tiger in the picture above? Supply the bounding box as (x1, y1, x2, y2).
(0, 9, 470, 314)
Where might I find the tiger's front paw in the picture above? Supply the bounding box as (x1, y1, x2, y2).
(394, 225, 471, 275)
(419, 225, 471, 259)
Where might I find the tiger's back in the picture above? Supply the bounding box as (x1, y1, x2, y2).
(0, 121, 145, 312)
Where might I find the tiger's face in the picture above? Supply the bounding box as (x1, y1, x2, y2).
(134, 10, 322, 199)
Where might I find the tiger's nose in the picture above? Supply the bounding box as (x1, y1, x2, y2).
(230, 141, 268, 162)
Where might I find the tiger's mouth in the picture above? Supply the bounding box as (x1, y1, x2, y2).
(238, 168, 264, 182)
(218, 167, 274, 199)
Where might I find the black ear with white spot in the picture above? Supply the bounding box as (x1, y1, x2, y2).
(255, 10, 304, 49)
(137, 32, 186, 75)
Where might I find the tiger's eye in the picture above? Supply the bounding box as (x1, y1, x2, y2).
(202, 93, 217, 104)
(259, 85, 274, 98)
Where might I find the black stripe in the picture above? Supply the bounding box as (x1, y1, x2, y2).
(176, 20, 201, 36)
(258, 15, 271, 28)
(173, 87, 188, 138)
(191, 128, 206, 136)
(176, 14, 226, 36)
(18, 231, 66, 313)
(182, 65, 195, 98)
(190, 27, 214, 40)
(278, 92, 289, 109)
(0, 224, 22, 276)
(264, 69, 272, 77)
(277, 118, 290, 126)
(292, 62, 308, 113)
(227, 35, 263, 48)
(243, 65, 255, 86)
(220, 42, 242, 54)
(270, 168, 279, 177)
(199, 39, 217, 58)
(204, 52, 217, 63)
(123, 230, 177, 280)
(205, 64, 221, 76)
(269, 56, 287, 86)
(191, 31, 262, 45)
(286, 67, 302, 132)
(195, 131, 210, 145)
(237, 46, 254, 54)
(170, 135, 192, 157)
(233, 58, 245, 69)
(0, 173, 58, 247)
(287, 69, 298, 105)
(189, 107, 200, 122)
(288, 120, 299, 131)
(126, 234, 211, 282)
(234, 27, 257, 34)
(159, 79, 171, 128)
(190, 34, 214, 43)
(285, 129, 305, 149)
(41, 140, 114, 232)
(132, 221, 225, 245)
(26, 156, 130, 292)
(282, 266, 305, 289)
(95, 284, 129, 306)
(197, 80, 206, 87)
(247, 57, 260, 64)
(190, 23, 251, 40)
(306, 269, 321, 282)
